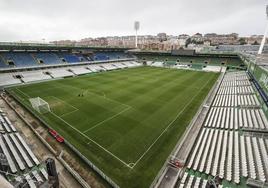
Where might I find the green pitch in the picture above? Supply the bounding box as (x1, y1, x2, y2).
(7, 66, 219, 187)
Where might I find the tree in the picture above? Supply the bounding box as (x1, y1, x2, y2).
(185, 38, 191, 47)
(238, 38, 247, 45)
(252, 41, 259, 45)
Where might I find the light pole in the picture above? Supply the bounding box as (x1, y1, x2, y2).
(134, 21, 140, 48)
(257, 5, 268, 55)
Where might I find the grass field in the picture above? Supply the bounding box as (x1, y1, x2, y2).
(7, 66, 219, 187)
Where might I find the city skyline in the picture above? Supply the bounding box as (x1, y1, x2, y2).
(0, 0, 267, 42)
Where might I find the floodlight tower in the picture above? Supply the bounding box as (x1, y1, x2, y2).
(258, 5, 268, 55)
(134, 21, 140, 48)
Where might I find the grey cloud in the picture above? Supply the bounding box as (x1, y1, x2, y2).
(0, 0, 267, 41)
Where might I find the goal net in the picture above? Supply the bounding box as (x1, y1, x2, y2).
(29, 97, 51, 114)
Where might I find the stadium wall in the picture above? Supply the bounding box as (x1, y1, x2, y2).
(248, 63, 268, 114)
(131, 51, 239, 58)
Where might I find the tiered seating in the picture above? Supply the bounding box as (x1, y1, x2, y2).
(0, 56, 9, 68)
(60, 53, 81, 63)
(204, 107, 268, 130)
(177, 172, 208, 188)
(69, 66, 92, 75)
(0, 111, 47, 187)
(20, 70, 52, 83)
(217, 85, 254, 95)
(213, 94, 259, 107)
(202, 65, 222, 72)
(2, 53, 37, 67)
(112, 63, 127, 69)
(0, 73, 21, 87)
(100, 63, 118, 71)
(0, 52, 133, 70)
(94, 53, 109, 61)
(187, 128, 268, 184)
(87, 64, 106, 72)
(151, 62, 164, 67)
(0, 61, 141, 87)
(33, 53, 62, 64)
(48, 68, 74, 78)
(124, 61, 139, 67)
(93, 52, 130, 61)
(130, 61, 142, 66)
(186, 71, 268, 185)
(175, 64, 189, 69)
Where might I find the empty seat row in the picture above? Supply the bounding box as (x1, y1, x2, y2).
(213, 94, 260, 107)
(0, 73, 22, 87)
(0, 61, 141, 86)
(0, 133, 40, 174)
(0, 52, 133, 69)
(0, 115, 17, 133)
(187, 128, 268, 183)
(217, 86, 254, 95)
(177, 172, 208, 188)
(21, 71, 52, 83)
(12, 168, 48, 188)
(204, 107, 268, 130)
(69, 66, 92, 75)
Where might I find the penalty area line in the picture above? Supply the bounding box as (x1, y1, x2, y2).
(49, 111, 132, 169)
(83, 106, 131, 133)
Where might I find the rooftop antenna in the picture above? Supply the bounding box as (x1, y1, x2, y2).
(257, 5, 268, 55)
(134, 21, 140, 48)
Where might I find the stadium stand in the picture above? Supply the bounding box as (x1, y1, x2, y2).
(176, 171, 209, 188)
(0, 55, 9, 68)
(0, 60, 140, 87)
(93, 52, 129, 61)
(0, 51, 134, 70)
(151, 62, 164, 67)
(179, 70, 268, 186)
(1, 53, 37, 67)
(87, 64, 106, 72)
(0, 109, 47, 187)
(100, 63, 118, 71)
(20, 70, 52, 83)
(202, 65, 222, 72)
(33, 53, 62, 65)
(0, 73, 22, 87)
(112, 62, 127, 69)
(48, 68, 75, 78)
(57, 53, 81, 63)
(93, 52, 109, 61)
(69, 66, 92, 75)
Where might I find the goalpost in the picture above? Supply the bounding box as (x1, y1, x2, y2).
(29, 97, 51, 114)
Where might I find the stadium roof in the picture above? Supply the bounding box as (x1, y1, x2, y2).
(0, 42, 133, 51)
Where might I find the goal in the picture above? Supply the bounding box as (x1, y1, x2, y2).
(29, 97, 51, 114)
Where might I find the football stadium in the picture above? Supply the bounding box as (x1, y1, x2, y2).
(0, 2, 268, 188)
(0, 41, 267, 188)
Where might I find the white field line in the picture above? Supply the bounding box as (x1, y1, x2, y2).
(14, 87, 132, 168)
(47, 96, 79, 117)
(60, 109, 79, 117)
(83, 106, 131, 133)
(49, 111, 132, 168)
(13, 89, 26, 101)
(131, 75, 214, 168)
(49, 96, 79, 111)
(16, 88, 31, 98)
(55, 83, 132, 109)
(84, 89, 131, 109)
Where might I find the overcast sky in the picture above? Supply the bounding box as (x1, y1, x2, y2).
(0, 0, 267, 42)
